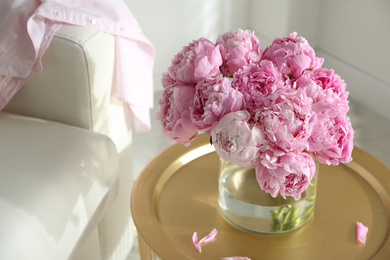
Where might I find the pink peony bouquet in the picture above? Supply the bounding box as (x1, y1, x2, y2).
(156, 30, 354, 200)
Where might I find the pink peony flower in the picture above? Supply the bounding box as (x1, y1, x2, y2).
(156, 84, 198, 146)
(211, 111, 265, 167)
(217, 29, 262, 77)
(168, 38, 223, 83)
(296, 68, 349, 118)
(190, 76, 244, 135)
(256, 89, 317, 152)
(307, 68, 348, 101)
(231, 61, 286, 115)
(308, 115, 354, 165)
(256, 149, 316, 200)
(263, 32, 324, 78)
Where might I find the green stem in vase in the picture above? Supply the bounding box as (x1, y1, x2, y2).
(306, 182, 317, 202)
(276, 206, 287, 219)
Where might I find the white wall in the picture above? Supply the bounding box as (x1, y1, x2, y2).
(125, 0, 390, 120)
(249, 0, 321, 48)
(316, 0, 390, 120)
(317, 0, 390, 86)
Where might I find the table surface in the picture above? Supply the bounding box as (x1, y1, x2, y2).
(131, 134, 390, 260)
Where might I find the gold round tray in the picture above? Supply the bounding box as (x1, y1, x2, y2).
(131, 134, 390, 259)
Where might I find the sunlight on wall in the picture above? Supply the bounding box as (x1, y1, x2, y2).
(317, 0, 390, 86)
(188, 0, 221, 42)
(125, 0, 250, 92)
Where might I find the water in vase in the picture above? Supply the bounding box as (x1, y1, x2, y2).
(218, 162, 317, 233)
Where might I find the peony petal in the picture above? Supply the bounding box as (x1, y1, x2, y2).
(221, 257, 251, 260)
(192, 232, 202, 252)
(192, 228, 218, 253)
(199, 228, 218, 244)
(356, 221, 368, 246)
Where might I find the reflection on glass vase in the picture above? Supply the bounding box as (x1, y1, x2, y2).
(218, 159, 318, 234)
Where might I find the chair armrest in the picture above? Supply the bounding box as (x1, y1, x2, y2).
(4, 25, 115, 131)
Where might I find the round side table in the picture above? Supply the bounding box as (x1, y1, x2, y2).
(131, 134, 390, 259)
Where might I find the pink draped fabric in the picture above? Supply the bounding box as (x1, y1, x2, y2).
(0, 0, 155, 132)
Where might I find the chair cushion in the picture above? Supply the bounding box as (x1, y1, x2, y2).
(0, 111, 119, 259)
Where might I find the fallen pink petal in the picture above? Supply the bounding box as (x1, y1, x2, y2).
(221, 257, 251, 260)
(192, 228, 218, 253)
(356, 221, 368, 246)
(199, 228, 218, 244)
(192, 232, 202, 252)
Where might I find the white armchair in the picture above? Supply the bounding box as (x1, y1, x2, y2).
(1, 24, 136, 259)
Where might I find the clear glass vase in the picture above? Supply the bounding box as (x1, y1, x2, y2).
(218, 159, 318, 234)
